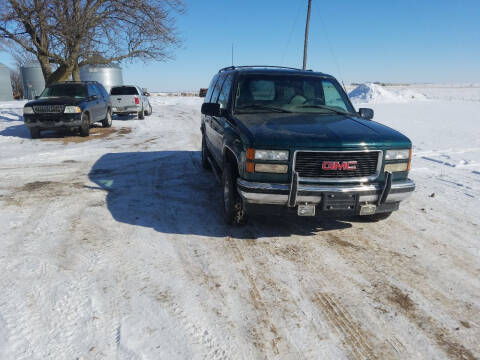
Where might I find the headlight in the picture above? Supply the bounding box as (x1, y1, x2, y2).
(64, 106, 82, 114)
(385, 149, 410, 161)
(23, 107, 34, 114)
(254, 164, 289, 173)
(254, 150, 289, 161)
(384, 163, 409, 172)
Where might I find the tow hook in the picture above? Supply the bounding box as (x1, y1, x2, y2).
(377, 171, 392, 205)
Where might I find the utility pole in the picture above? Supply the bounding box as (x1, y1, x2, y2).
(302, 0, 312, 70)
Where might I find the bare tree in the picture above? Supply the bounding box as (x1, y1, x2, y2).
(10, 67, 23, 99)
(0, 0, 184, 85)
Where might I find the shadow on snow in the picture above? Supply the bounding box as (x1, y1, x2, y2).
(88, 151, 352, 238)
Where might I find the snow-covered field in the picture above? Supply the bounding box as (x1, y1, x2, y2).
(0, 85, 479, 359)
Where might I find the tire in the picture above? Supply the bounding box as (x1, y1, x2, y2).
(145, 104, 152, 116)
(102, 109, 112, 128)
(79, 112, 90, 137)
(138, 106, 145, 120)
(222, 161, 248, 225)
(201, 135, 211, 170)
(358, 212, 392, 222)
(30, 128, 41, 139)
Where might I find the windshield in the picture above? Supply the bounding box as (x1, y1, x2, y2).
(40, 84, 87, 98)
(234, 74, 355, 114)
(110, 86, 139, 95)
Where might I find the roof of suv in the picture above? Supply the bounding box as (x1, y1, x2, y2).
(50, 81, 100, 86)
(218, 66, 333, 78)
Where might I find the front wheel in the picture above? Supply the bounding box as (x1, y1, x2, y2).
(30, 128, 41, 139)
(102, 110, 112, 128)
(222, 162, 248, 225)
(138, 106, 145, 120)
(145, 104, 152, 116)
(79, 113, 90, 137)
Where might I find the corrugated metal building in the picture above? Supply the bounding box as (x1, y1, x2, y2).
(80, 64, 123, 93)
(21, 61, 46, 100)
(0, 63, 14, 101)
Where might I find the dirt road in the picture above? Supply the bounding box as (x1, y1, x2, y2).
(0, 96, 479, 359)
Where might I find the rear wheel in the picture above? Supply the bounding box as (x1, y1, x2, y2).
(102, 109, 112, 128)
(201, 135, 211, 170)
(138, 106, 145, 120)
(79, 113, 90, 137)
(30, 128, 41, 139)
(223, 162, 248, 225)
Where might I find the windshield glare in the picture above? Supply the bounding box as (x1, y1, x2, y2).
(40, 84, 87, 98)
(234, 75, 354, 114)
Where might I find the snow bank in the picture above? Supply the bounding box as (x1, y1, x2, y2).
(349, 83, 426, 104)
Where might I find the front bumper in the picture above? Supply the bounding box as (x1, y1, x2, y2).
(24, 114, 82, 129)
(237, 178, 415, 211)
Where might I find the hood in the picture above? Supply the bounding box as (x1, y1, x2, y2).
(26, 97, 86, 107)
(235, 113, 411, 149)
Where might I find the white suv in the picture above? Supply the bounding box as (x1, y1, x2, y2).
(110, 85, 152, 119)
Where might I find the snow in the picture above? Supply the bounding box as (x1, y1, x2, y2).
(0, 86, 479, 359)
(348, 83, 427, 104)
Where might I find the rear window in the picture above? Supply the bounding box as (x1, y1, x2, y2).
(110, 87, 139, 95)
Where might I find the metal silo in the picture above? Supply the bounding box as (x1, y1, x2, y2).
(0, 63, 13, 101)
(21, 61, 46, 100)
(80, 64, 123, 93)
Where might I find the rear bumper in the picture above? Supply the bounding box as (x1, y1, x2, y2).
(112, 105, 140, 114)
(237, 178, 415, 206)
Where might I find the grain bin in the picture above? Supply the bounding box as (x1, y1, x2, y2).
(21, 61, 46, 100)
(80, 64, 123, 93)
(0, 63, 14, 101)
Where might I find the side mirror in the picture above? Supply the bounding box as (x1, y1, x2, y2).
(201, 102, 221, 116)
(359, 108, 374, 120)
(34, 95, 39, 100)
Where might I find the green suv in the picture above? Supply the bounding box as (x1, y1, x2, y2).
(201, 66, 415, 225)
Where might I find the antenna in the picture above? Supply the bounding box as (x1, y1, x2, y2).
(231, 43, 234, 67)
(302, 0, 312, 70)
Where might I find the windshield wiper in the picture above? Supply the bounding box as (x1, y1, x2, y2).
(236, 105, 292, 113)
(296, 104, 352, 116)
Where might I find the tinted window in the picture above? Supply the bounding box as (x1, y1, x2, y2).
(322, 81, 347, 111)
(110, 86, 139, 95)
(217, 74, 233, 109)
(235, 75, 354, 114)
(96, 84, 109, 98)
(40, 84, 87, 98)
(88, 84, 99, 97)
(210, 74, 226, 104)
(204, 75, 219, 103)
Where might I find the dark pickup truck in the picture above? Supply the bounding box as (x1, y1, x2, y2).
(201, 66, 415, 225)
(23, 81, 112, 138)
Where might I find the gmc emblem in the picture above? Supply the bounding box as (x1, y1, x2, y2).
(322, 161, 357, 171)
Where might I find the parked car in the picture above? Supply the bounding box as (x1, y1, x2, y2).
(201, 66, 415, 225)
(199, 88, 208, 97)
(23, 81, 112, 138)
(110, 85, 152, 119)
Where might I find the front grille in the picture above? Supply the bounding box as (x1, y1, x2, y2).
(294, 151, 380, 179)
(33, 105, 65, 114)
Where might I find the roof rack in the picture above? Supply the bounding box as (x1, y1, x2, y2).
(218, 65, 313, 73)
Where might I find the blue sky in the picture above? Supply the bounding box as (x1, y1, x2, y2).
(1, 0, 479, 91)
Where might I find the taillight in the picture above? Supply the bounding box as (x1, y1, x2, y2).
(134, 96, 140, 105)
